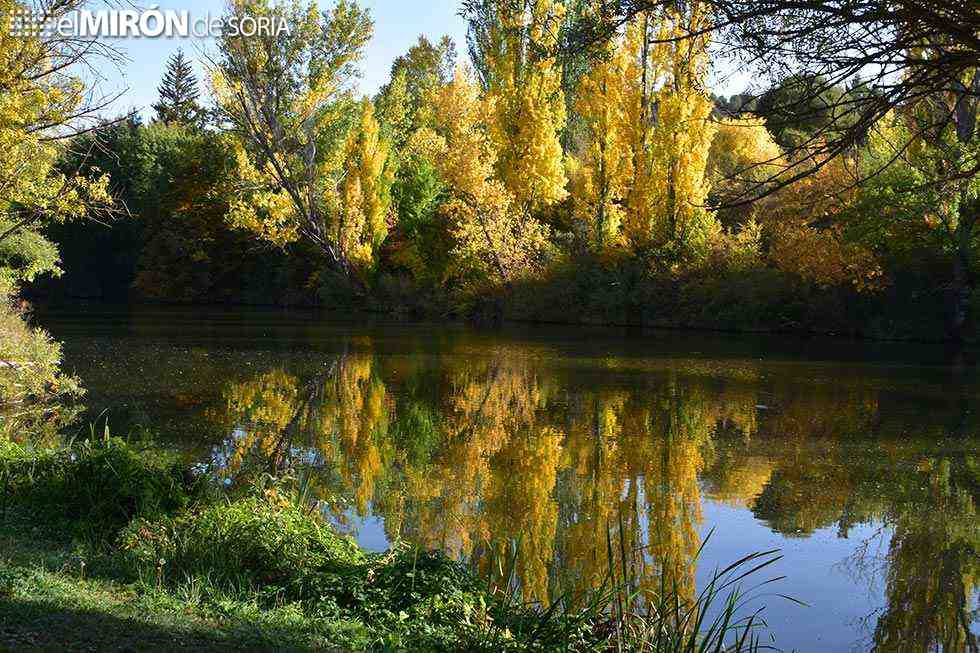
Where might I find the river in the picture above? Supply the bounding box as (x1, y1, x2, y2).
(30, 304, 980, 652)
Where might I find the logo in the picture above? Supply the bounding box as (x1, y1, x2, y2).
(6, 6, 290, 38)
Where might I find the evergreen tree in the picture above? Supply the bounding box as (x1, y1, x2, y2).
(152, 50, 203, 127)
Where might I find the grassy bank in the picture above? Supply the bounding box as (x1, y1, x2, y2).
(1, 436, 779, 651)
(1, 509, 329, 651)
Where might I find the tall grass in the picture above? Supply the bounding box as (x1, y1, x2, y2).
(476, 527, 794, 652)
(1, 430, 200, 543)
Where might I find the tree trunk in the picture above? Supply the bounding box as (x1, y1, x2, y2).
(948, 216, 975, 343)
(949, 260, 972, 342)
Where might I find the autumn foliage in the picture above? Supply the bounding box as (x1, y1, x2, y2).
(9, 0, 976, 341)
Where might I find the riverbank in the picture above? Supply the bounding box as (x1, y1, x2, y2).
(31, 252, 978, 343)
(0, 436, 775, 652)
(1, 512, 311, 650)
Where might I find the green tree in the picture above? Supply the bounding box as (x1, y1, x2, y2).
(152, 50, 205, 128)
(373, 37, 457, 288)
(53, 118, 327, 305)
(849, 81, 980, 341)
(384, 138, 448, 287)
(49, 117, 148, 300)
(755, 75, 849, 150)
(376, 35, 456, 143)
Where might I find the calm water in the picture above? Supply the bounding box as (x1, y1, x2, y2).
(30, 305, 980, 651)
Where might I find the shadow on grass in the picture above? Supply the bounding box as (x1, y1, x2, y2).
(0, 595, 296, 652)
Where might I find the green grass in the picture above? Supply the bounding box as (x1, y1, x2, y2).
(0, 508, 366, 651)
(1, 434, 201, 543)
(0, 436, 784, 651)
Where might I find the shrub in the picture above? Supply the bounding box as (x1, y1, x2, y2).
(117, 493, 534, 650)
(119, 492, 366, 596)
(1, 436, 198, 541)
(0, 294, 84, 442)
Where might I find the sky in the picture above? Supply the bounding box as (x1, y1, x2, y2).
(94, 0, 469, 119)
(90, 0, 747, 120)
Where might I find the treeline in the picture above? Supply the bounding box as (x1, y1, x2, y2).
(46, 118, 323, 305)
(36, 1, 980, 340)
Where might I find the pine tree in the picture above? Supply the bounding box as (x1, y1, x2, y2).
(152, 50, 203, 127)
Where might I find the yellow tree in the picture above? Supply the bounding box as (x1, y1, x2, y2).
(466, 0, 569, 211)
(567, 5, 719, 268)
(0, 0, 113, 295)
(335, 99, 394, 274)
(764, 155, 883, 291)
(707, 118, 783, 192)
(0, 0, 111, 416)
(700, 116, 784, 269)
(567, 27, 633, 255)
(212, 0, 374, 279)
(706, 116, 783, 226)
(416, 68, 553, 287)
(619, 7, 719, 268)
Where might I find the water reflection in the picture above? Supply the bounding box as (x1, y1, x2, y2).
(35, 309, 980, 651)
(170, 342, 978, 652)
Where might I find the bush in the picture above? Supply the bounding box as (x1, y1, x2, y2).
(0, 297, 83, 442)
(119, 492, 365, 596)
(117, 494, 513, 650)
(1, 436, 198, 541)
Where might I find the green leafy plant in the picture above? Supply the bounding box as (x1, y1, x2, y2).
(1, 435, 199, 542)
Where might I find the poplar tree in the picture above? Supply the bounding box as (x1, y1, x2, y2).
(464, 0, 569, 211)
(416, 68, 553, 286)
(568, 5, 720, 268)
(337, 99, 394, 274)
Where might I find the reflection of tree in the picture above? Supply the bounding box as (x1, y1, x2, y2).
(640, 380, 715, 601)
(207, 352, 391, 519)
(316, 355, 390, 514)
(482, 426, 563, 604)
(703, 454, 773, 508)
(561, 390, 631, 594)
(402, 352, 559, 601)
(218, 367, 304, 474)
(555, 377, 743, 606)
(873, 458, 979, 653)
(198, 340, 980, 646)
(718, 386, 980, 651)
(739, 388, 886, 537)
